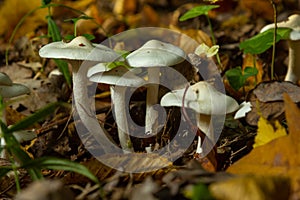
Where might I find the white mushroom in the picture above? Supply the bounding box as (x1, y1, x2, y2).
(260, 14, 300, 83)
(126, 40, 186, 136)
(88, 64, 145, 152)
(0, 73, 32, 159)
(39, 36, 121, 153)
(160, 81, 239, 154)
(0, 73, 13, 86)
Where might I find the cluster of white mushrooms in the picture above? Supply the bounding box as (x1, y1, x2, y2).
(38, 36, 242, 155)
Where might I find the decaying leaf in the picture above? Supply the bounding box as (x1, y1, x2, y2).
(253, 81, 300, 103)
(254, 117, 287, 148)
(245, 81, 300, 126)
(227, 94, 300, 199)
(209, 175, 290, 200)
(170, 25, 213, 53)
(64, 154, 174, 183)
(239, 0, 275, 21)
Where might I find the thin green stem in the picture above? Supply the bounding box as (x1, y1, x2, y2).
(11, 161, 21, 192)
(74, 22, 77, 37)
(269, 0, 277, 80)
(206, 15, 223, 70)
(252, 54, 258, 85)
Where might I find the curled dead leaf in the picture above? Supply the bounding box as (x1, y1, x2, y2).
(245, 81, 300, 126)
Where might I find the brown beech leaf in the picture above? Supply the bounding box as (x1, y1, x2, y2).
(63, 154, 173, 183)
(246, 92, 284, 126)
(253, 81, 300, 103)
(245, 81, 300, 126)
(227, 93, 300, 199)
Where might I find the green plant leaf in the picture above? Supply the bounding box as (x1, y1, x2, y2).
(8, 102, 63, 133)
(225, 67, 245, 91)
(0, 121, 43, 180)
(239, 28, 292, 54)
(64, 34, 75, 41)
(192, 183, 214, 200)
(65, 15, 94, 23)
(82, 33, 95, 41)
(243, 66, 258, 80)
(225, 66, 258, 91)
(179, 5, 219, 21)
(47, 16, 61, 42)
(22, 157, 99, 184)
(0, 167, 12, 179)
(42, 0, 52, 6)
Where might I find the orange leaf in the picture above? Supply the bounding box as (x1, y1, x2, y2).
(227, 93, 300, 199)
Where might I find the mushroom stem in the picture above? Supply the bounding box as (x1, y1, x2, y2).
(145, 67, 160, 135)
(110, 86, 134, 153)
(72, 62, 116, 154)
(285, 40, 300, 83)
(196, 114, 214, 143)
(0, 108, 7, 159)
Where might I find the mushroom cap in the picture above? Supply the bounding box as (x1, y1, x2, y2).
(87, 63, 110, 77)
(0, 83, 30, 98)
(161, 81, 239, 115)
(39, 36, 121, 62)
(0, 73, 13, 86)
(88, 65, 145, 87)
(260, 14, 300, 40)
(126, 40, 186, 68)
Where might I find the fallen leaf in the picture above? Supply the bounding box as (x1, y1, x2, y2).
(64, 154, 174, 183)
(0, 0, 47, 41)
(170, 25, 213, 53)
(239, 0, 275, 21)
(227, 94, 300, 199)
(253, 81, 300, 102)
(254, 117, 287, 148)
(113, 0, 137, 15)
(209, 175, 290, 200)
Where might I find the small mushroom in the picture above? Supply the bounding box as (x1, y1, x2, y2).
(160, 81, 239, 153)
(260, 14, 300, 83)
(39, 36, 121, 153)
(0, 84, 30, 98)
(126, 39, 186, 135)
(88, 64, 145, 152)
(0, 73, 13, 86)
(0, 73, 31, 159)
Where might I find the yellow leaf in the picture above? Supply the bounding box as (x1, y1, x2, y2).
(254, 117, 287, 148)
(209, 175, 290, 200)
(0, 0, 47, 40)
